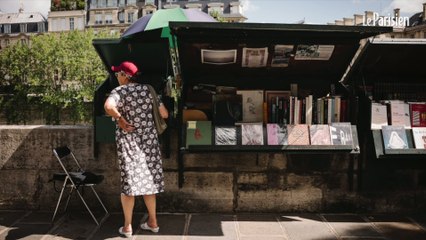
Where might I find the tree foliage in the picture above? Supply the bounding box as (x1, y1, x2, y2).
(0, 29, 118, 124)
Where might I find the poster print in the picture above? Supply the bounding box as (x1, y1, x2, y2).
(242, 47, 268, 68)
(201, 49, 237, 65)
(294, 45, 334, 60)
(271, 45, 294, 67)
(215, 126, 238, 145)
(237, 90, 264, 122)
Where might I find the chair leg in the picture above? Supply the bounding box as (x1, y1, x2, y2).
(63, 187, 74, 212)
(90, 186, 109, 214)
(52, 180, 68, 223)
(75, 189, 100, 225)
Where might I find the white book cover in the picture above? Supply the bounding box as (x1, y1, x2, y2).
(390, 101, 411, 129)
(371, 102, 388, 130)
(237, 90, 264, 123)
(412, 127, 426, 149)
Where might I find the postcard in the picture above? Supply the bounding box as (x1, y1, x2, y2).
(201, 49, 237, 65)
(242, 47, 268, 68)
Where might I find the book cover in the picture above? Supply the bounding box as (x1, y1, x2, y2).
(371, 102, 388, 130)
(215, 126, 238, 145)
(410, 103, 426, 127)
(241, 123, 264, 145)
(412, 127, 426, 149)
(186, 121, 212, 147)
(266, 124, 288, 145)
(212, 94, 242, 126)
(287, 124, 310, 145)
(381, 125, 409, 149)
(390, 101, 411, 129)
(237, 90, 264, 123)
(329, 122, 353, 145)
(309, 124, 331, 145)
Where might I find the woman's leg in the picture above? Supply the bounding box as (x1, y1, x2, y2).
(143, 194, 158, 227)
(121, 194, 135, 232)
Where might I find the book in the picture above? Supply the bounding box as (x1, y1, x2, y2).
(371, 102, 388, 130)
(241, 123, 264, 145)
(390, 101, 411, 129)
(309, 124, 331, 145)
(329, 122, 353, 145)
(412, 127, 426, 149)
(287, 124, 310, 145)
(266, 124, 288, 145)
(212, 94, 242, 126)
(381, 125, 409, 149)
(186, 121, 212, 147)
(410, 103, 426, 127)
(264, 90, 291, 123)
(215, 126, 238, 145)
(237, 90, 264, 123)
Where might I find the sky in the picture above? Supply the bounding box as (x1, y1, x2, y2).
(0, 0, 425, 24)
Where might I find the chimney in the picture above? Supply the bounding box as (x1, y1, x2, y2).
(394, 8, 400, 18)
(354, 14, 363, 25)
(423, 3, 426, 21)
(343, 17, 354, 26)
(365, 11, 374, 20)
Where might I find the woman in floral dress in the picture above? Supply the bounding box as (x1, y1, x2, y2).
(104, 61, 168, 237)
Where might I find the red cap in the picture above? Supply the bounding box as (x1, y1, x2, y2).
(111, 61, 138, 77)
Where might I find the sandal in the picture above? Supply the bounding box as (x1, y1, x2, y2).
(140, 222, 159, 233)
(119, 227, 132, 238)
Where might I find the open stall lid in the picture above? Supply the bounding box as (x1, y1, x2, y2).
(341, 38, 426, 86)
(93, 36, 172, 89)
(169, 22, 392, 88)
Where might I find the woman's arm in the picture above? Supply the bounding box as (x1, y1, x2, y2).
(104, 97, 134, 132)
(159, 103, 168, 119)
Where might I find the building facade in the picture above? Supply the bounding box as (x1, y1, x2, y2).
(48, 10, 86, 32)
(0, 8, 47, 50)
(85, 0, 246, 33)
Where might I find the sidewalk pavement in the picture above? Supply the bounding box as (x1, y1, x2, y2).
(0, 210, 425, 240)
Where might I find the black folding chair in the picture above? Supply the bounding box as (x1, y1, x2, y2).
(51, 146, 108, 225)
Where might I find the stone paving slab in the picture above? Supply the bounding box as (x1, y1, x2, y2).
(134, 213, 186, 240)
(366, 214, 426, 240)
(187, 214, 238, 240)
(322, 214, 382, 238)
(236, 214, 286, 238)
(279, 214, 337, 240)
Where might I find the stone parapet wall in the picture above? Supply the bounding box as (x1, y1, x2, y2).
(0, 126, 425, 213)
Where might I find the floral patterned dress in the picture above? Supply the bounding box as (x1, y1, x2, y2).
(108, 83, 165, 196)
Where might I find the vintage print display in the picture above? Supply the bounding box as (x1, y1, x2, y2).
(294, 45, 334, 60)
(381, 125, 409, 149)
(410, 103, 426, 127)
(212, 94, 243, 126)
(215, 126, 238, 145)
(287, 124, 310, 145)
(241, 123, 264, 145)
(201, 49, 237, 65)
(329, 122, 353, 145)
(271, 45, 294, 67)
(267, 124, 288, 145)
(390, 100, 411, 129)
(412, 127, 426, 149)
(371, 102, 388, 130)
(237, 90, 264, 123)
(242, 47, 268, 68)
(186, 121, 212, 147)
(310, 125, 331, 145)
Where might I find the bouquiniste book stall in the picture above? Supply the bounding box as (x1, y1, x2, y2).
(169, 22, 391, 188)
(341, 38, 426, 174)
